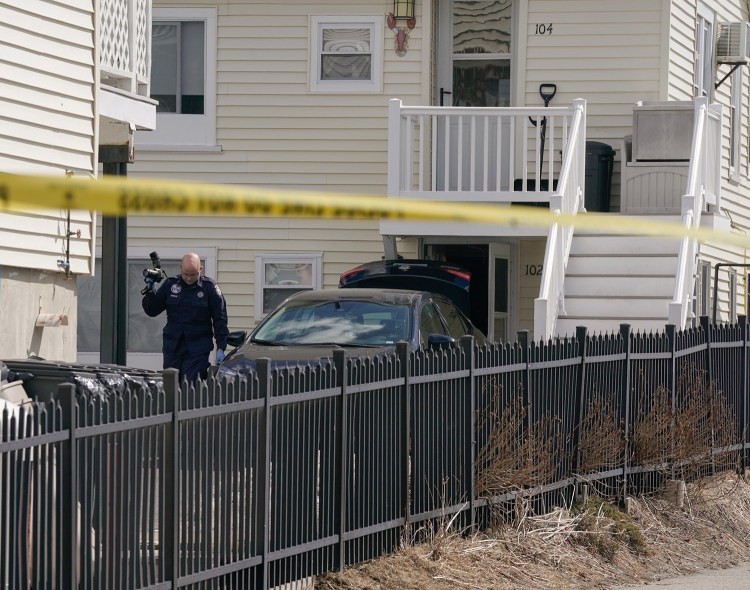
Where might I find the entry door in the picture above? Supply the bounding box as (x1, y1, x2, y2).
(489, 243, 513, 342)
(436, 1, 514, 191)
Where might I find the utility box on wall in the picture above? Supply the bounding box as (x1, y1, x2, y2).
(632, 101, 694, 162)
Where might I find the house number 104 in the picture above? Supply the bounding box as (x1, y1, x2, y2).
(535, 23, 553, 35)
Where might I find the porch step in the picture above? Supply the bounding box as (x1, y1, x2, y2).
(556, 232, 680, 337)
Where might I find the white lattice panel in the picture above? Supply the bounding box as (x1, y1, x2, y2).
(135, 0, 149, 80)
(100, 0, 130, 72)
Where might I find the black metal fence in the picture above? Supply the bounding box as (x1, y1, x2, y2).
(1, 316, 748, 589)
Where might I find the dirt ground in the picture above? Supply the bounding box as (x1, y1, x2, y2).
(317, 472, 750, 590)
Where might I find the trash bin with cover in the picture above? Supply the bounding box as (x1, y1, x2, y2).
(584, 141, 615, 212)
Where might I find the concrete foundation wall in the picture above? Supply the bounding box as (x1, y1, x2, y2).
(0, 266, 77, 361)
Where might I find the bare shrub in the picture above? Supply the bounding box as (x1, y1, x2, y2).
(475, 394, 563, 500)
(577, 394, 625, 474)
(632, 364, 740, 480)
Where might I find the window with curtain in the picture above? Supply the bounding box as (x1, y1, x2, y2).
(137, 8, 217, 148)
(152, 21, 205, 114)
(255, 254, 322, 318)
(310, 17, 382, 92)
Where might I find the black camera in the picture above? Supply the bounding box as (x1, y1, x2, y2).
(141, 251, 167, 294)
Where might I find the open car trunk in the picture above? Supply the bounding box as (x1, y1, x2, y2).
(338, 259, 472, 316)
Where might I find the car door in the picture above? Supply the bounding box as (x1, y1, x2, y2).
(419, 300, 449, 347)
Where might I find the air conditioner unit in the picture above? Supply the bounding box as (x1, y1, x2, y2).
(716, 21, 750, 64)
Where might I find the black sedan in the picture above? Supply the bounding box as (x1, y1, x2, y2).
(216, 288, 488, 379)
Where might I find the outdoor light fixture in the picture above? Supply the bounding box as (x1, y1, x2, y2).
(392, 0, 415, 20)
(387, 0, 416, 56)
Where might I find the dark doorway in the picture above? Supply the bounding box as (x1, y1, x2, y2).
(424, 244, 489, 335)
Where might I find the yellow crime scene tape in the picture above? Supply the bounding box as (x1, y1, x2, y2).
(1, 172, 749, 250)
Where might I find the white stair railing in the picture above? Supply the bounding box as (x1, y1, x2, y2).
(533, 99, 587, 340)
(668, 98, 722, 328)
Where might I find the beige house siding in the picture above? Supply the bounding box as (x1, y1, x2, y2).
(129, 0, 422, 330)
(518, 238, 545, 333)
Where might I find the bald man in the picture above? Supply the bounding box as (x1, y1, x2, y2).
(142, 253, 229, 381)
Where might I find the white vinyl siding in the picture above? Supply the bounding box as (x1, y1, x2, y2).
(525, 0, 663, 211)
(0, 0, 96, 275)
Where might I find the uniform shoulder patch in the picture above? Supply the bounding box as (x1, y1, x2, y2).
(215, 284, 222, 297)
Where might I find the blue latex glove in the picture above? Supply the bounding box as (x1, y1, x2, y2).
(215, 349, 225, 364)
(144, 277, 155, 292)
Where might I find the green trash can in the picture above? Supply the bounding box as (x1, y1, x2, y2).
(584, 141, 615, 212)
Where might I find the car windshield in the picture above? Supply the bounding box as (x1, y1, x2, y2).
(252, 299, 412, 346)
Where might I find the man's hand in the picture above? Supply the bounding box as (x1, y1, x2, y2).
(215, 349, 225, 364)
(144, 277, 156, 292)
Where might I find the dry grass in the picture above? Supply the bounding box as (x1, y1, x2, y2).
(317, 472, 750, 590)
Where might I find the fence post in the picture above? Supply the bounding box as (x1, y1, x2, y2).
(459, 336, 476, 529)
(333, 350, 348, 572)
(518, 330, 531, 434)
(741, 315, 748, 476)
(700, 315, 715, 475)
(59, 383, 77, 590)
(396, 342, 411, 534)
(161, 368, 179, 587)
(572, 326, 588, 476)
(620, 324, 632, 503)
(256, 358, 272, 589)
(666, 324, 677, 481)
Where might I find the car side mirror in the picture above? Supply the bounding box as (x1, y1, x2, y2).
(226, 330, 247, 348)
(427, 334, 456, 349)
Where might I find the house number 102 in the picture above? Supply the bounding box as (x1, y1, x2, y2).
(535, 23, 553, 35)
(525, 264, 543, 276)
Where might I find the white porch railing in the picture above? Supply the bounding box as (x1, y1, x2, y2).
(99, 0, 151, 98)
(668, 98, 722, 328)
(387, 99, 582, 203)
(534, 99, 587, 340)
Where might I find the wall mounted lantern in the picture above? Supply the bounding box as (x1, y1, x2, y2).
(392, 0, 415, 20)
(387, 0, 416, 57)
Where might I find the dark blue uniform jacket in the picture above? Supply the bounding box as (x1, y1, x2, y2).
(142, 274, 229, 356)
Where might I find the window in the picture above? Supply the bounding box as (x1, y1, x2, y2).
(693, 260, 711, 324)
(310, 16, 383, 92)
(729, 268, 738, 322)
(451, 0, 512, 107)
(435, 298, 469, 340)
(137, 8, 217, 148)
(694, 6, 714, 99)
(420, 302, 447, 345)
(77, 247, 217, 369)
(152, 21, 205, 114)
(255, 253, 322, 319)
(731, 67, 742, 179)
